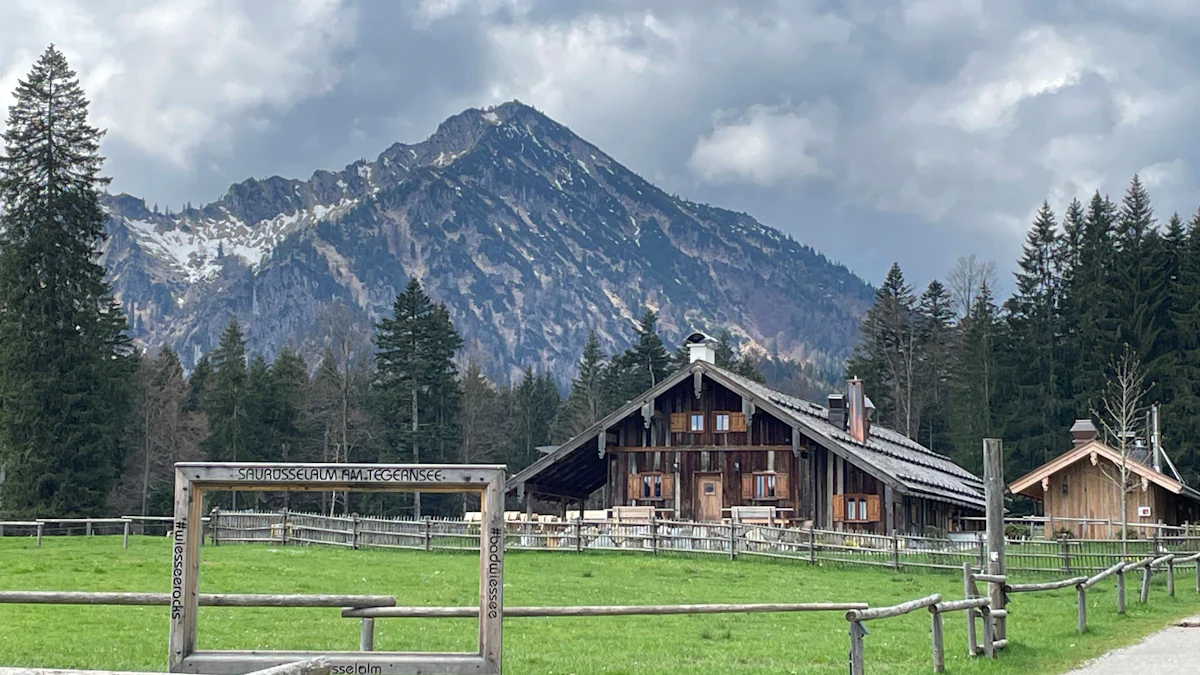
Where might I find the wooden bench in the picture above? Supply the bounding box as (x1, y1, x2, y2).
(612, 506, 656, 522)
(730, 505, 787, 526)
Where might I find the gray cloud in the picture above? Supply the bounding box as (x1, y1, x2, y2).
(3, 0, 1198, 293)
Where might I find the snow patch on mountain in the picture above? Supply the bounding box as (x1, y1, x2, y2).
(115, 197, 359, 282)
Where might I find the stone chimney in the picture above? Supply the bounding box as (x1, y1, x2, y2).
(847, 378, 868, 443)
(827, 393, 846, 430)
(684, 332, 717, 365)
(1070, 419, 1098, 447)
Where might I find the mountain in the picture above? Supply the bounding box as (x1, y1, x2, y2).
(100, 101, 874, 385)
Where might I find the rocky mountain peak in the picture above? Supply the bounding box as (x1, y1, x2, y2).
(100, 103, 873, 386)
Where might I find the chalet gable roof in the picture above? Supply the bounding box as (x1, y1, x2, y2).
(1009, 439, 1197, 499)
(507, 362, 985, 510)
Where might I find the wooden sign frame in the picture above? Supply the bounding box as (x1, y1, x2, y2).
(168, 462, 506, 675)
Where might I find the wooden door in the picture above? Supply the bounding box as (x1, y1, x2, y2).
(695, 474, 723, 522)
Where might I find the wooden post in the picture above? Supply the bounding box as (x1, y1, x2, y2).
(281, 509, 289, 546)
(86, 520, 92, 537)
(980, 605, 995, 658)
(36, 522, 42, 548)
(1168, 559, 1176, 597)
(728, 521, 737, 561)
(1077, 584, 1087, 634)
(963, 563, 978, 656)
(359, 617, 375, 651)
(424, 516, 433, 551)
(809, 528, 817, 564)
(351, 514, 359, 550)
(123, 520, 130, 549)
(575, 517, 583, 553)
(848, 620, 866, 675)
(650, 512, 658, 555)
(212, 508, 221, 546)
(1061, 537, 1071, 575)
(930, 608, 945, 673)
(1196, 558, 1200, 595)
(1117, 569, 1126, 614)
(1140, 566, 1151, 603)
(984, 438, 1006, 641)
(977, 537, 985, 569)
(891, 534, 900, 570)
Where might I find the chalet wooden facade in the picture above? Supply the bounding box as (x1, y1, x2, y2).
(1009, 420, 1200, 539)
(508, 334, 985, 534)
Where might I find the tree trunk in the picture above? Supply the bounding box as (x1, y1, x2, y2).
(412, 385, 421, 519)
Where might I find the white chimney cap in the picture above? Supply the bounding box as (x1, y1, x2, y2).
(684, 331, 718, 345)
(688, 341, 716, 364)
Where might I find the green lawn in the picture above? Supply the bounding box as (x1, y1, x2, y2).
(1, 537, 1198, 674)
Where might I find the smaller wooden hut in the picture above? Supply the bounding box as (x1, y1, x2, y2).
(1009, 419, 1200, 539)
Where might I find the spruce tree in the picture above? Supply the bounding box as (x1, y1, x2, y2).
(373, 277, 463, 517)
(915, 280, 956, 453)
(507, 368, 561, 470)
(201, 319, 249, 508)
(0, 45, 135, 517)
(1171, 211, 1200, 483)
(1001, 202, 1068, 475)
(605, 309, 671, 405)
(1068, 192, 1119, 414)
(553, 331, 608, 439)
(950, 283, 1000, 474)
(846, 263, 919, 434)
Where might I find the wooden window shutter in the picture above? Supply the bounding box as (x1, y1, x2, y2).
(670, 413, 686, 433)
(866, 495, 881, 522)
(832, 495, 845, 522)
(661, 474, 675, 500)
(628, 473, 641, 501)
(742, 474, 754, 500)
(730, 412, 747, 433)
(775, 473, 789, 500)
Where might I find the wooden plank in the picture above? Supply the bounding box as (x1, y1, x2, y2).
(178, 652, 492, 675)
(345, 602, 869, 618)
(0, 592, 397, 607)
(1080, 561, 1126, 590)
(244, 658, 330, 675)
(173, 463, 504, 494)
(932, 597, 989, 613)
(1006, 577, 1087, 593)
(481, 470, 504, 671)
(846, 594, 940, 622)
(1078, 585, 1087, 634)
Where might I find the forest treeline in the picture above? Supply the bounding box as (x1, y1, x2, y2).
(0, 46, 793, 519)
(849, 174, 1200, 494)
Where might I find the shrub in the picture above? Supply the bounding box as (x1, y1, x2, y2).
(1005, 523, 1031, 539)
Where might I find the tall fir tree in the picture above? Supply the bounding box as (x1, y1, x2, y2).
(0, 45, 135, 517)
(1111, 176, 1167, 400)
(373, 277, 463, 517)
(915, 280, 957, 454)
(552, 331, 609, 440)
(1001, 202, 1069, 476)
(605, 309, 671, 406)
(949, 283, 1001, 474)
(506, 367, 562, 471)
(1066, 192, 1120, 415)
(846, 262, 919, 435)
(201, 319, 250, 509)
(1170, 211, 1200, 483)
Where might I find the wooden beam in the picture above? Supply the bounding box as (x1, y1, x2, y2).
(607, 445, 794, 453)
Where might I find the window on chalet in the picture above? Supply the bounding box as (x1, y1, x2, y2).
(834, 494, 881, 523)
(741, 472, 789, 501)
(715, 413, 730, 432)
(628, 472, 674, 501)
(690, 413, 705, 432)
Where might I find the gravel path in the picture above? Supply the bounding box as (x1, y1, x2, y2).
(1061, 617, 1200, 674)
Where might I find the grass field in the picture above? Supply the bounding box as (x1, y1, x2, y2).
(2, 537, 1199, 674)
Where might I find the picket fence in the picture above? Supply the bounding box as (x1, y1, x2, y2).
(206, 510, 1200, 575)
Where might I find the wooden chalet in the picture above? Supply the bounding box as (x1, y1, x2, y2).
(1009, 419, 1200, 539)
(508, 334, 985, 534)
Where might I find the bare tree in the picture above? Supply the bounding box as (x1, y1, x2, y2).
(947, 254, 999, 320)
(457, 362, 505, 513)
(111, 349, 206, 515)
(1094, 345, 1148, 558)
(311, 301, 375, 516)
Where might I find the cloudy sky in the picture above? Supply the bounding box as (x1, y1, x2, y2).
(3, 0, 1197, 292)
